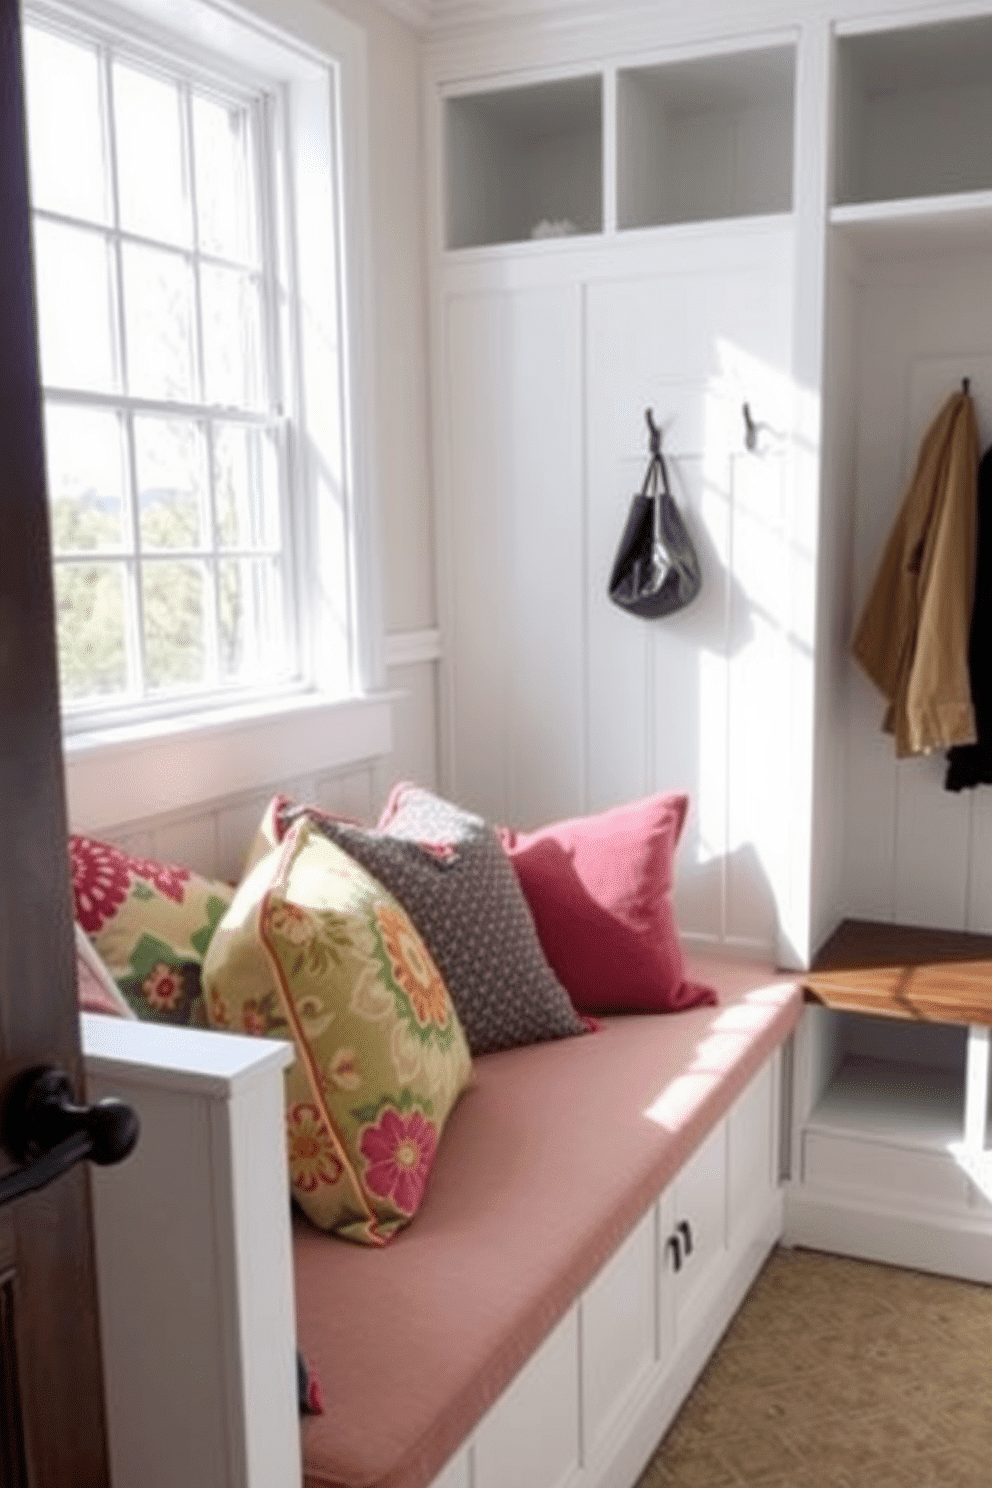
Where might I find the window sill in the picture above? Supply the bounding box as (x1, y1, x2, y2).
(63, 690, 395, 833)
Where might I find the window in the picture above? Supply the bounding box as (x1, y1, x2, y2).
(22, 0, 380, 744)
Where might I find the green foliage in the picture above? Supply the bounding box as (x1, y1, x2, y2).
(52, 489, 214, 699)
(54, 560, 126, 700)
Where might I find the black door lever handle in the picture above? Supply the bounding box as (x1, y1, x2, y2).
(0, 1066, 139, 1209)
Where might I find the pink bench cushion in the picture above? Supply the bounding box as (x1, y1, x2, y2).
(295, 956, 801, 1488)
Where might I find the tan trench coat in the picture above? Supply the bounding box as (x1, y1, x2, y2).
(852, 388, 978, 757)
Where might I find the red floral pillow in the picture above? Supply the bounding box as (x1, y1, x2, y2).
(75, 923, 134, 1017)
(500, 793, 716, 1016)
(69, 834, 234, 1025)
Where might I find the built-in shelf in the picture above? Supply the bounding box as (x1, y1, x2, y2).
(834, 16, 992, 209)
(808, 1054, 964, 1150)
(444, 74, 602, 250)
(617, 44, 795, 230)
(829, 191, 992, 259)
(803, 918, 992, 1025)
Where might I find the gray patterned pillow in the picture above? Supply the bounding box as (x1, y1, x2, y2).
(272, 786, 588, 1056)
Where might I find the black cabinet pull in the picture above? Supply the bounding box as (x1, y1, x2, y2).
(665, 1233, 683, 1273)
(676, 1219, 694, 1256)
(0, 1066, 139, 1209)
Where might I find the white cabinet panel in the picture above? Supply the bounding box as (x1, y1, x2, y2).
(83, 1020, 298, 1488)
(727, 1058, 775, 1236)
(473, 1307, 580, 1488)
(580, 1206, 657, 1458)
(803, 1131, 971, 1211)
(443, 285, 586, 826)
(671, 1119, 728, 1340)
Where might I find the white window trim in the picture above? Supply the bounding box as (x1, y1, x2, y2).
(41, 0, 391, 827)
(64, 689, 395, 830)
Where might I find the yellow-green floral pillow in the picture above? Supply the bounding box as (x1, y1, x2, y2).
(203, 817, 472, 1245)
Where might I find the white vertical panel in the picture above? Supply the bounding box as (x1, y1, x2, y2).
(585, 272, 731, 891)
(153, 813, 220, 880)
(727, 1061, 774, 1237)
(217, 792, 277, 883)
(219, 1057, 300, 1488)
(656, 1183, 677, 1366)
(672, 1118, 727, 1342)
(893, 755, 971, 928)
(313, 766, 376, 823)
(84, 1023, 297, 1488)
(726, 449, 791, 950)
(381, 661, 440, 804)
(583, 279, 653, 813)
(968, 790, 992, 934)
(580, 1207, 656, 1459)
(444, 285, 585, 827)
(585, 237, 792, 958)
(658, 452, 730, 944)
(505, 284, 586, 826)
(843, 669, 898, 921)
(473, 1308, 580, 1488)
(445, 292, 512, 820)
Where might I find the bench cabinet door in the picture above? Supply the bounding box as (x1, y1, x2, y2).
(667, 1119, 729, 1344)
(580, 1206, 658, 1461)
(473, 1307, 580, 1488)
(728, 1056, 778, 1240)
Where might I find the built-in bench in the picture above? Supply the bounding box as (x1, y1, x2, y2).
(82, 956, 801, 1488)
(295, 954, 801, 1488)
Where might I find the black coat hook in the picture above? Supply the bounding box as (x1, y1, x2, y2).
(742, 402, 758, 451)
(645, 408, 662, 458)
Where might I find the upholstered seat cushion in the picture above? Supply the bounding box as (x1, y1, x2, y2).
(294, 955, 801, 1488)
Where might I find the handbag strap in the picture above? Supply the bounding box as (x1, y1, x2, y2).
(640, 409, 673, 547)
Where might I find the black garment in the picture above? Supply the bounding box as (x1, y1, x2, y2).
(946, 444, 992, 789)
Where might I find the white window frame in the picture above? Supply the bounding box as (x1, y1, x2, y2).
(36, 0, 391, 830)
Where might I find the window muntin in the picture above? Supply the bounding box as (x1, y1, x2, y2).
(23, 12, 296, 720)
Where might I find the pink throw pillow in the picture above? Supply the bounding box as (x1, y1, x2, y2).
(499, 793, 716, 1016)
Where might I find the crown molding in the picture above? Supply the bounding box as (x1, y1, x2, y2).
(374, 0, 431, 29)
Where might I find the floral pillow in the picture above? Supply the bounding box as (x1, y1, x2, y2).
(203, 817, 472, 1244)
(247, 787, 590, 1057)
(75, 923, 135, 1018)
(69, 834, 234, 1026)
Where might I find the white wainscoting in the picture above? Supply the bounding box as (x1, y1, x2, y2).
(65, 639, 441, 880)
(435, 225, 798, 965)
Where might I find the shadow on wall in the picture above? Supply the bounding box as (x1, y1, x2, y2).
(677, 837, 781, 968)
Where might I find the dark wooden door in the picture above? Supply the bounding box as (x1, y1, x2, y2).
(0, 1, 111, 1482)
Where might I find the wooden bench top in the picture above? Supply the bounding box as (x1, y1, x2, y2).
(803, 919, 992, 1027)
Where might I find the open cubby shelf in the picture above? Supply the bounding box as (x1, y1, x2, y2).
(617, 44, 795, 230)
(445, 75, 603, 250)
(834, 15, 992, 210)
(443, 15, 992, 256)
(808, 1053, 965, 1149)
(443, 45, 796, 250)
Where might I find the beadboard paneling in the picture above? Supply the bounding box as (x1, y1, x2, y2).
(74, 654, 440, 879)
(439, 224, 795, 960)
(841, 262, 992, 935)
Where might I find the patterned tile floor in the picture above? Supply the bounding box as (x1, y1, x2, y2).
(635, 1247, 992, 1487)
